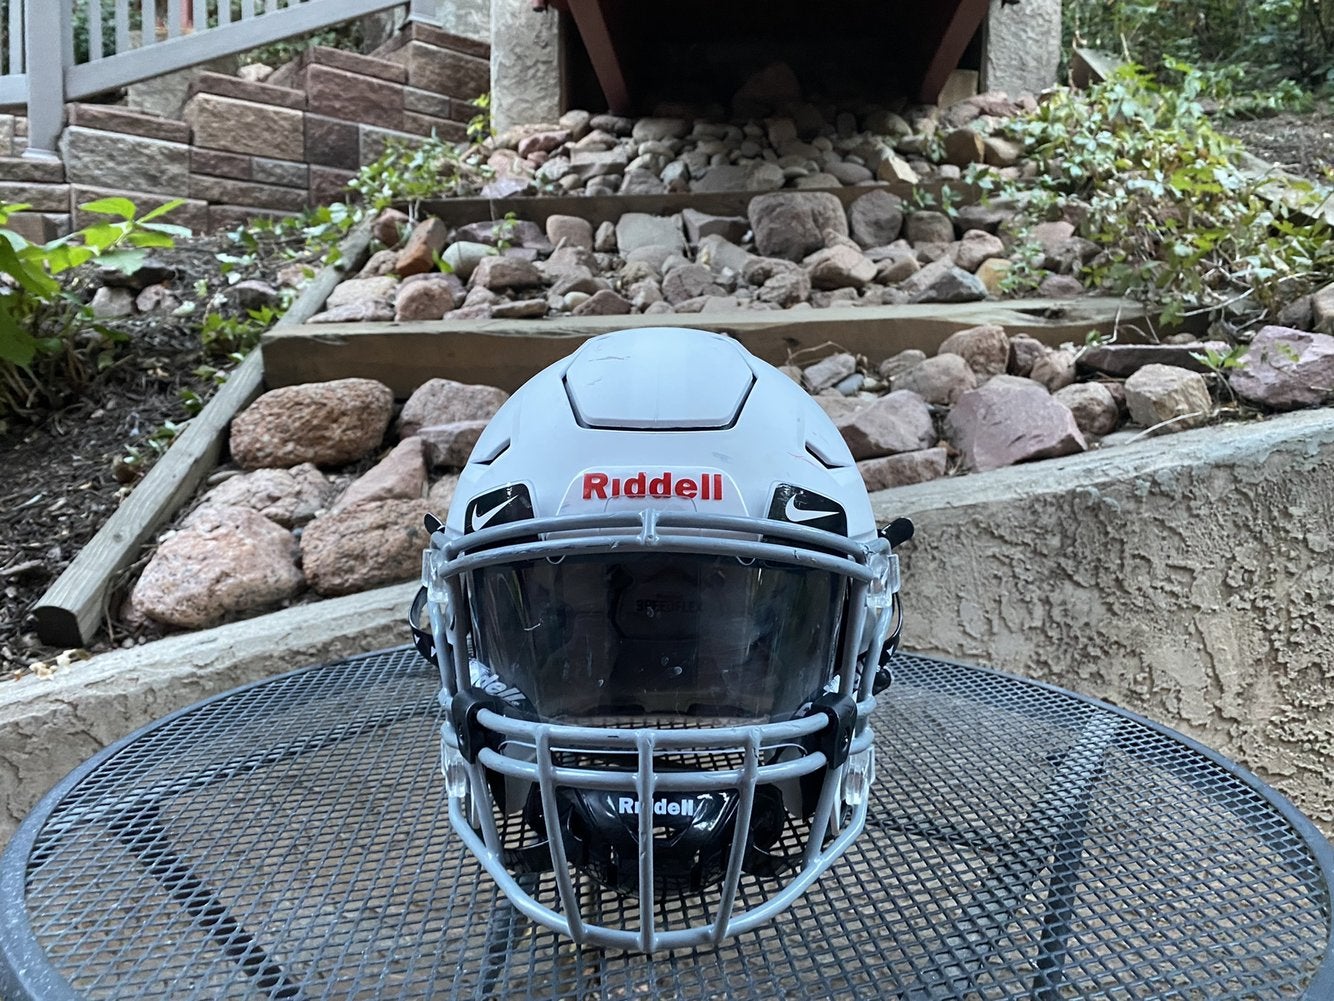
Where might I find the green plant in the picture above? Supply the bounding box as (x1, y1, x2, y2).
(992, 65, 1334, 328)
(466, 92, 494, 145)
(0, 198, 190, 422)
(348, 132, 494, 222)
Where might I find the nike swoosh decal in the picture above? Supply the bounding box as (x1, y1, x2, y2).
(471, 495, 517, 532)
(785, 495, 838, 523)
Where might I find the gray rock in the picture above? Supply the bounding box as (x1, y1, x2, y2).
(848, 190, 904, 249)
(697, 234, 753, 275)
(805, 245, 876, 290)
(573, 289, 632, 315)
(91, 286, 134, 318)
(191, 463, 334, 529)
(692, 161, 785, 193)
(955, 230, 1007, 273)
(662, 264, 723, 304)
(682, 208, 748, 246)
(899, 259, 987, 303)
(395, 277, 455, 321)
(956, 200, 1020, 234)
(307, 302, 395, 323)
(1030, 348, 1078, 392)
(569, 147, 631, 180)
(133, 505, 303, 628)
(802, 353, 857, 393)
(1312, 281, 1334, 335)
(325, 276, 399, 310)
(471, 255, 543, 291)
(300, 498, 430, 597)
(905, 211, 955, 247)
(1038, 274, 1085, 299)
(1079, 341, 1227, 378)
(828, 161, 874, 185)
(418, 420, 489, 469)
(938, 323, 1010, 378)
(1008, 334, 1047, 377)
(858, 447, 948, 491)
(225, 279, 282, 312)
(1230, 326, 1334, 410)
(748, 191, 849, 262)
(230, 378, 393, 469)
(946, 376, 1087, 472)
(1124, 364, 1213, 431)
(398, 378, 509, 438)
(491, 298, 549, 319)
(594, 220, 617, 252)
(616, 212, 684, 254)
(871, 246, 921, 284)
(756, 268, 811, 307)
(546, 214, 594, 251)
(892, 353, 977, 406)
(1053, 382, 1120, 437)
(439, 241, 495, 281)
(836, 390, 936, 459)
(878, 349, 927, 382)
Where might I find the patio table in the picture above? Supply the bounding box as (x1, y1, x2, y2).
(2, 645, 1331, 999)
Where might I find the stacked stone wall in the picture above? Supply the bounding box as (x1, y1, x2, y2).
(0, 22, 489, 243)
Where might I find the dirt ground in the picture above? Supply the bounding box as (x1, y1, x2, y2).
(2, 109, 1333, 679)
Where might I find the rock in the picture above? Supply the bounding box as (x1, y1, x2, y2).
(1079, 341, 1226, 378)
(135, 284, 180, 313)
(870, 246, 920, 284)
(946, 376, 1087, 472)
(828, 161, 874, 185)
(848, 190, 904, 249)
(875, 150, 919, 184)
(616, 212, 684, 254)
(439, 241, 495, 281)
(879, 349, 927, 382)
(569, 147, 631, 180)
(1008, 334, 1047, 377)
(1124, 364, 1213, 431)
(372, 206, 405, 248)
(398, 378, 508, 438)
(905, 211, 955, 247)
(858, 448, 948, 491)
(974, 258, 1012, 295)
(697, 234, 754, 275)
(1030, 348, 1078, 392)
(594, 220, 617, 252)
(1230, 326, 1334, 410)
(957, 201, 1019, 234)
(573, 289, 632, 316)
(756, 268, 811, 307)
(307, 301, 395, 323)
(620, 169, 667, 195)
(802, 353, 857, 393)
(938, 323, 1009, 378)
(982, 135, 1024, 167)
(748, 191, 848, 262)
(559, 108, 592, 140)
(225, 279, 281, 312)
(133, 506, 303, 628)
(836, 390, 936, 459)
(1048, 236, 1099, 275)
(631, 117, 688, 142)
(231, 378, 393, 469)
(326, 276, 398, 310)
(682, 208, 748, 246)
(1053, 382, 1120, 437)
(1312, 282, 1334, 335)
(395, 217, 448, 278)
(805, 245, 876, 290)
(1038, 274, 1084, 299)
(491, 298, 549, 319)
(418, 420, 488, 469)
(427, 474, 459, 514)
(517, 129, 570, 158)
(1029, 220, 1076, 258)
(942, 128, 987, 166)
(301, 498, 430, 597)
(191, 463, 334, 529)
(546, 214, 594, 251)
(663, 263, 723, 304)
(91, 286, 134, 318)
(892, 353, 977, 406)
(394, 277, 455, 321)
(898, 259, 987, 304)
(955, 230, 1006, 273)
(471, 255, 543, 291)
(332, 437, 426, 514)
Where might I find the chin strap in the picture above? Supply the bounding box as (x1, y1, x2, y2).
(871, 518, 914, 694)
(409, 585, 435, 663)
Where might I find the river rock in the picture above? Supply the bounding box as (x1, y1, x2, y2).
(848, 190, 904, 249)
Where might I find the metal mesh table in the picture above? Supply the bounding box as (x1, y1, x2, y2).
(2, 646, 1331, 1000)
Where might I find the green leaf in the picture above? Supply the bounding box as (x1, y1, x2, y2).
(82, 223, 126, 254)
(138, 221, 192, 240)
(135, 198, 186, 224)
(97, 248, 149, 275)
(0, 239, 58, 297)
(126, 230, 177, 249)
(78, 196, 138, 221)
(0, 299, 37, 365)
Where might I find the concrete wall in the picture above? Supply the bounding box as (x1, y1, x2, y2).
(984, 0, 1063, 95)
(873, 409, 1334, 834)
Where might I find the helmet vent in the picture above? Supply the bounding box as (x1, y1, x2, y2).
(805, 441, 848, 469)
(473, 437, 510, 465)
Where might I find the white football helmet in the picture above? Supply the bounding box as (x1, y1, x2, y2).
(413, 327, 904, 952)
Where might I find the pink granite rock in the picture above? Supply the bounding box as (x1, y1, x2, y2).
(946, 375, 1087, 471)
(938, 323, 1009, 378)
(190, 463, 334, 528)
(1053, 382, 1120, 437)
(836, 390, 936, 459)
(419, 420, 489, 469)
(858, 448, 948, 491)
(300, 498, 430, 597)
(395, 276, 456, 321)
(230, 378, 394, 469)
(891, 353, 977, 406)
(132, 506, 303, 628)
(396, 378, 509, 438)
(1230, 326, 1334, 410)
(333, 437, 426, 513)
(1124, 364, 1212, 431)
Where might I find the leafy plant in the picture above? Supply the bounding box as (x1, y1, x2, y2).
(0, 197, 191, 422)
(348, 131, 494, 223)
(466, 92, 494, 145)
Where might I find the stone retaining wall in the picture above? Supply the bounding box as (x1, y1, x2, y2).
(0, 22, 489, 242)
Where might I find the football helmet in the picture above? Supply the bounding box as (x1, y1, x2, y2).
(412, 327, 904, 952)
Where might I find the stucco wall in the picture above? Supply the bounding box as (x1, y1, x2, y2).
(873, 409, 1334, 835)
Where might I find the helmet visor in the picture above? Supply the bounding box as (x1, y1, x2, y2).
(466, 553, 847, 725)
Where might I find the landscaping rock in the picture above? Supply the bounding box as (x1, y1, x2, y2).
(946, 376, 1087, 471)
(836, 390, 936, 459)
(1053, 382, 1120, 437)
(397, 378, 509, 438)
(1079, 341, 1226, 377)
(802, 353, 857, 393)
(300, 498, 430, 597)
(332, 437, 426, 513)
(616, 212, 684, 253)
(1124, 364, 1213, 432)
(892, 353, 977, 406)
(663, 263, 724, 304)
(805, 245, 876, 290)
(230, 378, 394, 469)
(91, 286, 134, 318)
(427, 474, 459, 514)
(847, 190, 904, 249)
(439, 241, 495, 280)
(1312, 282, 1334, 335)
(471, 255, 543, 291)
(1230, 326, 1334, 410)
(394, 277, 455, 321)
(748, 191, 848, 261)
(879, 349, 927, 382)
(546, 214, 595, 251)
(905, 211, 955, 247)
(682, 208, 748, 246)
(418, 420, 489, 468)
(1030, 348, 1078, 392)
(573, 289, 632, 315)
(938, 323, 1009, 378)
(326, 276, 398, 310)
(372, 208, 409, 248)
(955, 230, 1006, 273)
(191, 463, 334, 528)
(395, 217, 448, 277)
(899, 259, 987, 303)
(975, 258, 1012, 294)
(307, 301, 395, 323)
(1007, 334, 1047, 377)
(858, 447, 948, 491)
(133, 505, 303, 628)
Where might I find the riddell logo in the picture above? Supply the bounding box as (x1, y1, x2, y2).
(583, 471, 724, 501)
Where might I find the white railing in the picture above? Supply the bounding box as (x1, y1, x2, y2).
(1, 0, 441, 159)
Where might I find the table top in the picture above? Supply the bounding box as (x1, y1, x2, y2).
(2, 646, 1331, 1000)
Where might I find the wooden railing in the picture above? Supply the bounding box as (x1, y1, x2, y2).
(1, 0, 441, 159)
